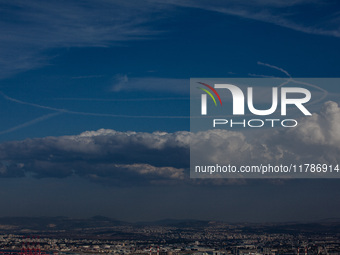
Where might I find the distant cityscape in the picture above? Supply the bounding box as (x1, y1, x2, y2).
(0, 217, 339, 255)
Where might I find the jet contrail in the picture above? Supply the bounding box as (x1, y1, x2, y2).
(0, 112, 62, 135)
(52, 97, 189, 101)
(256, 61, 328, 107)
(0, 62, 331, 135)
(257, 61, 292, 78)
(0, 91, 190, 119)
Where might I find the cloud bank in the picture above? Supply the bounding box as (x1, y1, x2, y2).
(0, 101, 339, 183)
(193, 101, 340, 170)
(0, 129, 190, 184)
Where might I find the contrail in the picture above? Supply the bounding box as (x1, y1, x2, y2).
(0, 91, 190, 119)
(0, 91, 68, 112)
(0, 61, 331, 136)
(0, 112, 62, 135)
(52, 97, 189, 101)
(257, 61, 292, 78)
(256, 61, 328, 107)
(248, 73, 277, 78)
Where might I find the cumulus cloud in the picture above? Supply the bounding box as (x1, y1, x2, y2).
(192, 101, 340, 171)
(0, 129, 190, 184)
(289, 101, 340, 147)
(0, 101, 339, 183)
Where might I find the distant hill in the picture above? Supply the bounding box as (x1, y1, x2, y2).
(0, 216, 339, 235)
(0, 216, 127, 232)
(136, 218, 211, 227)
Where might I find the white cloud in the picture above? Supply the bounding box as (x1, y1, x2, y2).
(0, 101, 339, 182)
(192, 101, 340, 170)
(287, 101, 340, 148)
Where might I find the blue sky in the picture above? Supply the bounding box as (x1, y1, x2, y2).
(1, 0, 340, 140)
(0, 0, 340, 221)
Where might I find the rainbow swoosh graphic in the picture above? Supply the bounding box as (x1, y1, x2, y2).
(197, 82, 222, 106)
